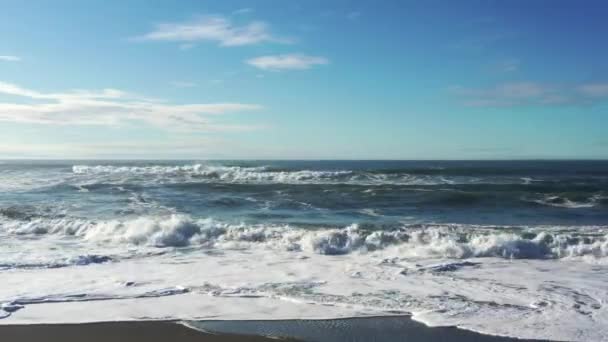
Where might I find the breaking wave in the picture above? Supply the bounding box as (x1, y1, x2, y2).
(529, 194, 607, 209)
(72, 164, 360, 184)
(2, 215, 607, 260)
(70, 164, 529, 186)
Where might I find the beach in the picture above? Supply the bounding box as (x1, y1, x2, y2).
(0, 316, 547, 342)
(0, 321, 274, 342)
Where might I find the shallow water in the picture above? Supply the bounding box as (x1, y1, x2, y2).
(185, 316, 533, 341)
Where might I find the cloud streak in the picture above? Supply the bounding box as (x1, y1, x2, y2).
(246, 54, 328, 71)
(233, 8, 253, 15)
(452, 82, 608, 107)
(0, 55, 20, 62)
(0, 81, 262, 131)
(347, 11, 361, 20)
(0, 138, 225, 159)
(577, 83, 608, 98)
(170, 81, 198, 88)
(495, 58, 520, 72)
(138, 15, 286, 46)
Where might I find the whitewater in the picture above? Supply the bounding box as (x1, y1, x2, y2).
(1, 160, 608, 341)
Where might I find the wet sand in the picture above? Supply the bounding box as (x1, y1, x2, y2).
(0, 321, 278, 342)
(0, 316, 549, 342)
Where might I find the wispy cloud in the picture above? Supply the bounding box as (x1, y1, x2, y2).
(449, 32, 515, 54)
(0, 81, 262, 131)
(137, 15, 287, 47)
(0, 55, 20, 62)
(452, 82, 608, 107)
(347, 11, 361, 20)
(170, 81, 198, 88)
(494, 58, 520, 72)
(179, 43, 196, 50)
(0, 138, 224, 159)
(233, 8, 253, 15)
(0, 136, 288, 159)
(246, 54, 328, 71)
(577, 83, 608, 97)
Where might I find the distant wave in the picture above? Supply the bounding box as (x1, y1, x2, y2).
(531, 196, 595, 208)
(2, 214, 607, 260)
(73, 164, 267, 175)
(526, 194, 607, 209)
(70, 164, 566, 186)
(73, 164, 363, 184)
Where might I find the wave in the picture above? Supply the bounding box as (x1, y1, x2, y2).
(72, 164, 355, 184)
(527, 194, 607, 209)
(0, 285, 188, 319)
(531, 196, 596, 208)
(2, 215, 607, 260)
(0, 255, 112, 271)
(396, 190, 606, 210)
(73, 164, 266, 176)
(70, 164, 536, 186)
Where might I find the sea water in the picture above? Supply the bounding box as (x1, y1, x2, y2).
(1, 160, 607, 341)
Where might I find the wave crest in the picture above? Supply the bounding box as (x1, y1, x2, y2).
(530, 195, 603, 209)
(70, 164, 467, 186)
(2, 215, 607, 260)
(72, 164, 356, 184)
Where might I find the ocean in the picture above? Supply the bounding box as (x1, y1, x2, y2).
(1, 160, 607, 341)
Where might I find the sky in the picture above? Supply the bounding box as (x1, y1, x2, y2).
(0, 0, 607, 160)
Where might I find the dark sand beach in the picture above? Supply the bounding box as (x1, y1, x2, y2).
(0, 316, 549, 342)
(0, 321, 275, 342)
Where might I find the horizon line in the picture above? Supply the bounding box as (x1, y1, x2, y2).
(2, 158, 608, 162)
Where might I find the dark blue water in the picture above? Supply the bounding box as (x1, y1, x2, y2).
(1, 160, 607, 228)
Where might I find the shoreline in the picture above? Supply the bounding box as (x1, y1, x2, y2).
(0, 321, 277, 342)
(0, 316, 551, 342)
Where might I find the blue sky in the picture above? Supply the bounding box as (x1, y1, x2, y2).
(0, 0, 607, 159)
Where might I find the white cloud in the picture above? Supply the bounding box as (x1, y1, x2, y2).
(0, 81, 262, 131)
(0, 55, 20, 62)
(453, 81, 608, 107)
(138, 15, 286, 47)
(246, 54, 328, 71)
